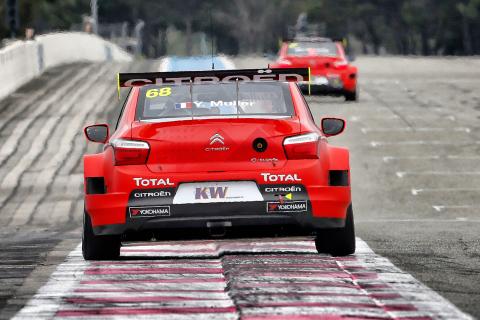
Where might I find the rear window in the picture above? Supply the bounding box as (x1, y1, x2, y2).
(137, 82, 294, 120)
(287, 41, 337, 56)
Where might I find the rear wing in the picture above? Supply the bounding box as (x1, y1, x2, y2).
(117, 68, 311, 98)
(118, 68, 309, 88)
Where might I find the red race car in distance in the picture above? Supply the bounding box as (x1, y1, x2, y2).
(271, 37, 358, 101)
(82, 68, 354, 260)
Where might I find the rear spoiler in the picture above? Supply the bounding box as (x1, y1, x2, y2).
(118, 67, 309, 87)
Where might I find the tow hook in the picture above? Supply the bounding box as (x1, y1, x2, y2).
(207, 221, 232, 237)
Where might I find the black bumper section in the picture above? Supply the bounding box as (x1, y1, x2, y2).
(93, 204, 346, 238)
(92, 184, 348, 239)
(299, 84, 350, 96)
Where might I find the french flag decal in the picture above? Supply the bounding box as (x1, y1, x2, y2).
(175, 102, 193, 109)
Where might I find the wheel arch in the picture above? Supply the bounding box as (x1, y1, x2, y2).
(84, 153, 107, 195)
(84, 153, 105, 178)
(327, 146, 350, 170)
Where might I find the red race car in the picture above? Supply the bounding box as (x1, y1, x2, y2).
(82, 68, 354, 260)
(271, 37, 358, 101)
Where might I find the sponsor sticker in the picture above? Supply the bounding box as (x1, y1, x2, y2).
(266, 200, 307, 213)
(133, 178, 174, 187)
(195, 186, 229, 200)
(175, 102, 193, 109)
(264, 185, 302, 193)
(261, 173, 302, 182)
(119, 68, 309, 87)
(193, 100, 254, 108)
(173, 181, 263, 204)
(275, 193, 293, 203)
(132, 190, 172, 198)
(129, 206, 171, 218)
(146, 87, 172, 98)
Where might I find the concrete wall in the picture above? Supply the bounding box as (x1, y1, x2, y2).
(0, 32, 132, 100)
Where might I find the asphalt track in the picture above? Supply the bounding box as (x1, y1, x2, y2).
(0, 56, 479, 319)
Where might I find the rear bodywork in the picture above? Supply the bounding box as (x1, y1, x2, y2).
(84, 70, 351, 239)
(270, 39, 357, 96)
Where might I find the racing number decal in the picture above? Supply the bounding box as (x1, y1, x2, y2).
(158, 88, 171, 96)
(146, 87, 172, 98)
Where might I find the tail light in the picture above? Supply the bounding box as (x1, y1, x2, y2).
(283, 132, 320, 159)
(111, 139, 150, 165)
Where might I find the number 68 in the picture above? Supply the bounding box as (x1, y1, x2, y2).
(146, 87, 171, 98)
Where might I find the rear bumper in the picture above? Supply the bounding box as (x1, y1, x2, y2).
(93, 212, 345, 236)
(299, 73, 356, 95)
(85, 161, 351, 236)
(86, 185, 350, 236)
(300, 84, 347, 95)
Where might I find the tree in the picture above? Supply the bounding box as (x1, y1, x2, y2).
(2, 0, 479, 55)
(457, 0, 480, 54)
(215, 0, 297, 54)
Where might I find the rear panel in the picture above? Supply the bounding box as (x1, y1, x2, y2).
(132, 118, 300, 173)
(131, 81, 302, 173)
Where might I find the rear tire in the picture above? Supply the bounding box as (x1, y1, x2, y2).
(82, 210, 121, 260)
(344, 89, 358, 102)
(315, 205, 355, 256)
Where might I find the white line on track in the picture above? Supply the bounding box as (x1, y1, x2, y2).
(447, 155, 480, 160)
(357, 218, 480, 223)
(371, 140, 480, 147)
(412, 188, 480, 195)
(361, 127, 471, 134)
(350, 115, 399, 122)
(396, 171, 480, 178)
(383, 155, 440, 163)
(384, 155, 480, 163)
(432, 205, 476, 212)
(5, 66, 111, 226)
(351, 115, 456, 122)
(12, 239, 472, 319)
(0, 68, 74, 132)
(0, 67, 93, 167)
